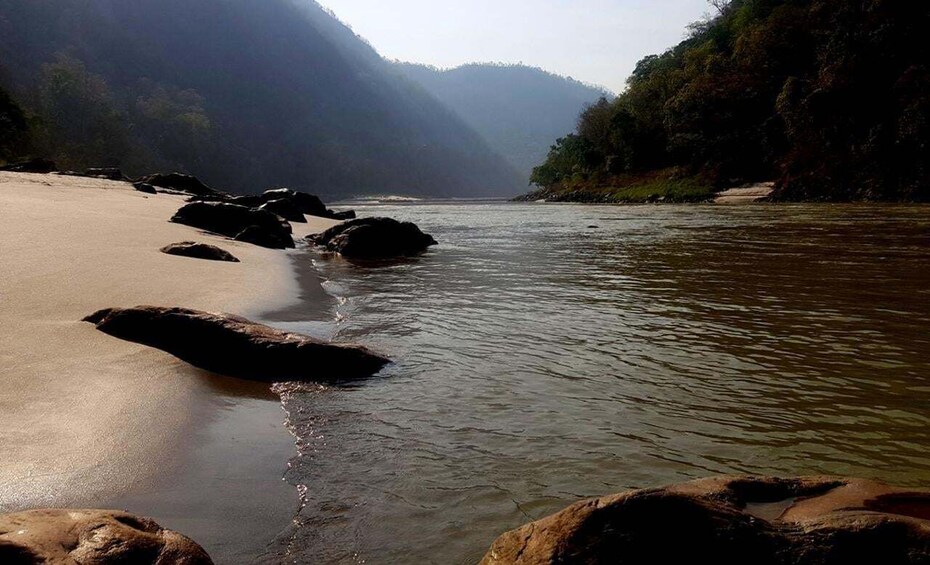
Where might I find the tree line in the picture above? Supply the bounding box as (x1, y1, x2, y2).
(531, 0, 930, 201)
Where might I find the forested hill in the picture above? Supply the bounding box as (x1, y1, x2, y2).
(396, 63, 609, 181)
(530, 0, 930, 202)
(0, 0, 524, 198)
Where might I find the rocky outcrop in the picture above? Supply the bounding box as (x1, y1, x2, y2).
(0, 509, 212, 564)
(139, 173, 219, 197)
(133, 182, 158, 195)
(83, 167, 129, 181)
(330, 209, 357, 220)
(0, 158, 57, 173)
(309, 217, 437, 259)
(160, 242, 240, 263)
(258, 198, 307, 223)
(261, 188, 328, 217)
(170, 202, 294, 249)
(84, 306, 390, 382)
(481, 475, 930, 565)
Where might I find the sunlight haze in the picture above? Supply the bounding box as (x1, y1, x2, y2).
(316, 0, 712, 93)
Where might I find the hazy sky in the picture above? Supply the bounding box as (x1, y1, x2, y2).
(316, 0, 712, 93)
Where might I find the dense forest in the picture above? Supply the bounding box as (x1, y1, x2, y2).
(530, 0, 930, 202)
(397, 63, 607, 181)
(0, 0, 523, 198)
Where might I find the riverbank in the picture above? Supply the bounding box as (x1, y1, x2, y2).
(0, 171, 338, 561)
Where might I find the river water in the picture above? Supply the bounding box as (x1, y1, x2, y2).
(267, 202, 930, 564)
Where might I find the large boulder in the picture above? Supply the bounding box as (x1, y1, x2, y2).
(160, 241, 240, 263)
(170, 202, 294, 249)
(309, 217, 437, 260)
(258, 198, 307, 223)
(84, 306, 390, 382)
(261, 188, 328, 217)
(139, 173, 219, 196)
(481, 475, 930, 565)
(233, 225, 295, 249)
(0, 158, 57, 173)
(0, 509, 212, 564)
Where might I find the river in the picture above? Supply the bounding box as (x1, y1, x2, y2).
(265, 202, 930, 564)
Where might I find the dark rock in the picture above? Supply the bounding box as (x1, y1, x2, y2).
(84, 167, 128, 181)
(84, 306, 390, 382)
(170, 202, 294, 249)
(139, 173, 219, 196)
(481, 475, 930, 565)
(258, 198, 307, 223)
(329, 209, 357, 220)
(309, 217, 437, 259)
(261, 188, 329, 217)
(160, 241, 240, 263)
(0, 509, 213, 564)
(0, 158, 57, 173)
(234, 225, 295, 249)
(133, 182, 158, 194)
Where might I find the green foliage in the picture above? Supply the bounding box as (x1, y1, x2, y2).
(532, 0, 930, 202)
(0, 86, 31, 163)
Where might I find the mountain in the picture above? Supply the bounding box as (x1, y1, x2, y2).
(528, 0, 930, 202)
(397, 63, 609, 182)
(0, 0, 523, 198)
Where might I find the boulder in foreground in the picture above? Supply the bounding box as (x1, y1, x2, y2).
(160, 242, 240, 263)
(170, 202, 294, 249)
(84, 306, 390, 382)
(481, 475, 930, 565)
(0, 509, 212, 564)
(309, 217, 437, 259)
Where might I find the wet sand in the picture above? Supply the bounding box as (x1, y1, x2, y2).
(0, 171, 338, 561)
(714, 182, 775, 204)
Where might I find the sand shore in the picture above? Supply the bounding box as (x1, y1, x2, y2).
(0, 171, 337, 560)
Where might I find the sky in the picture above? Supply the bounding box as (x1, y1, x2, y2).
(316, 0, 712, 93)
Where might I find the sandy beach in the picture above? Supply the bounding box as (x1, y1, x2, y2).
(0, 171, 337, 560)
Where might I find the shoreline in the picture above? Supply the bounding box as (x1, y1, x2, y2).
(0, 171, 338, 561)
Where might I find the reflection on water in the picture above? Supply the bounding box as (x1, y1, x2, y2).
(274, 203, 930, 564)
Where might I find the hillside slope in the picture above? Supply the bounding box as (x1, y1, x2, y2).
(398, 63, 608, 182)
(0, 0, 523, 197)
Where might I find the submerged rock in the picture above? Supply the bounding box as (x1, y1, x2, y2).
(0, 158, 57, 173)
(330, 209, 357, 220)
(139, 172, 219, 196)
(0, 509, 212, 564)
(84, 306, 390, 382)
(160, 241, 240, 263)
(309, 217, 437, 259)
(481, 475, 930, 565)
(259, 198, 307, 223)
(170, 202, 294, 249)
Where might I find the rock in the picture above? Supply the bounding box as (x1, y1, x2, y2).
(84, 306, 390, 382)
(234, 225, 295, 249)
(133, 182, 158, 194)
(160, 241, 240, 263)
(0, 158, 57, 173)
(329, 209, 357, 220)
(170, 202, 294, 249)
(139, 173, 219, 196)
(84, 167, 128, 181)
(0, 509, 212, 564)
(309, 217, 437, 260)
(261, 188, 329, 217)
(481, 475, 930, 565)
(258, 198, 307, 223)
